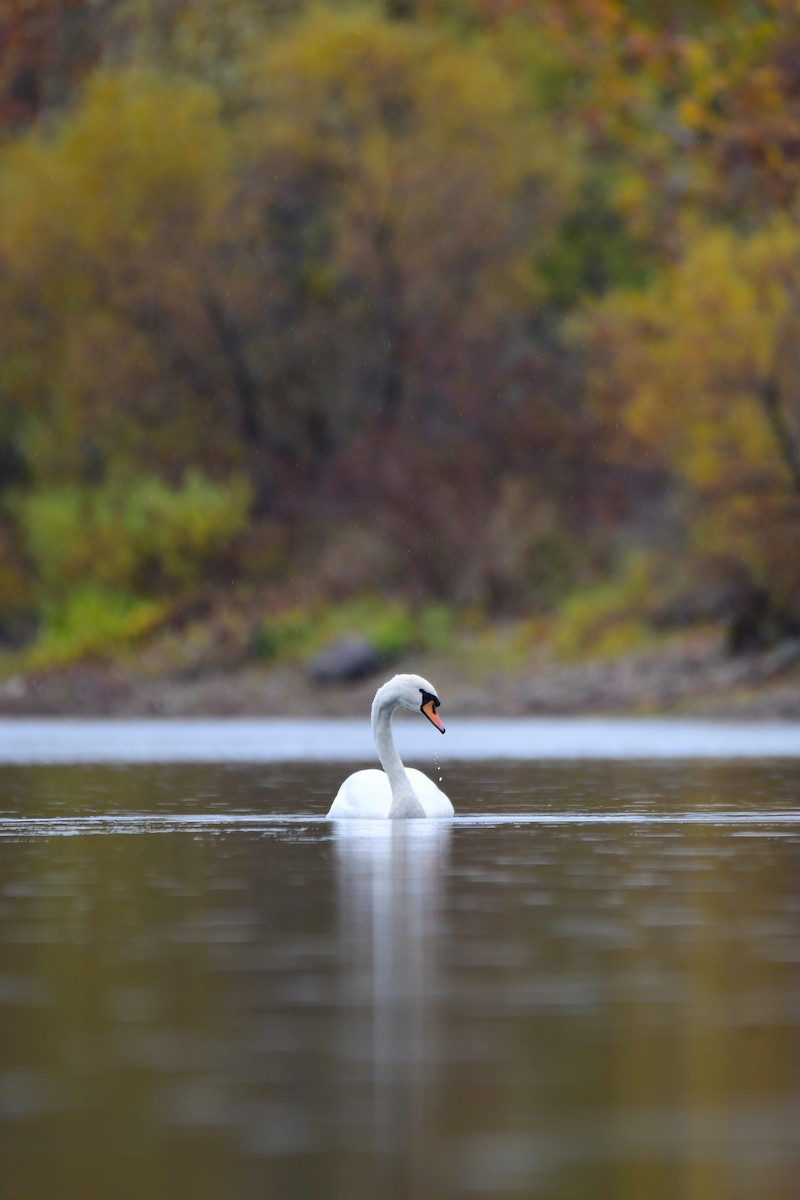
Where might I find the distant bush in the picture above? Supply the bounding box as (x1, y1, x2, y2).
(18, 471, 252, 597)
(252, 596, 457, 664)
(355, 601, 417, 659)
(28, 585, 165, 668)
(0, 518, 34, 637)
(550, 554, 658, 660)
(250, 607, 314, 661)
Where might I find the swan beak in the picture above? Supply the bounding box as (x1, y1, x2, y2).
(422, 699, 446, 733)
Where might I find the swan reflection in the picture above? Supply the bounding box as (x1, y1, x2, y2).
(333, 820, 451, 1165)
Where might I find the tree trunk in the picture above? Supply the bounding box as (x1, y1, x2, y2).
(385, 0, 417, 19)
(202, 293, 264, 451)
(759, 377, 800, 509)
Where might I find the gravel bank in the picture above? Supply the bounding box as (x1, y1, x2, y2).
(1, 631, 798, 719)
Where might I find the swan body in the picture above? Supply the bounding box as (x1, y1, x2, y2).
(327, 673, 453, 819)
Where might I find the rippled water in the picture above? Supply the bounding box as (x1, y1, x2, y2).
(0, 726, 799, 1200)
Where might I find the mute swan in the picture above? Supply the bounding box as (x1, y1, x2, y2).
(327, 673, 454, 819)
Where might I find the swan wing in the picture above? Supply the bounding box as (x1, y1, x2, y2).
(406, 768, 454, 818)
(327, 769, 393, 819)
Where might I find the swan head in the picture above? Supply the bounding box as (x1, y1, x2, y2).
(373, 673, 446, 733)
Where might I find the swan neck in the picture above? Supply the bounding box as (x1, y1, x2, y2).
(372, 695, 425, 818)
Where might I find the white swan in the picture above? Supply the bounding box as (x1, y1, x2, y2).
(327, 673, 454, 819)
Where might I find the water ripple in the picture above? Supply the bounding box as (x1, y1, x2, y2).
(0, 810, 799, 838)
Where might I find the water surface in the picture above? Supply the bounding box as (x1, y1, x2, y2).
(0, 727, 798, 1200)
(1, 716, 799, 762)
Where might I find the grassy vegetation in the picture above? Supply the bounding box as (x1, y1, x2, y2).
(3, 586, 167, 673)
(0, 549, 676, 688)
(0, 471, 252, 675)
(546, 554, 661, 661)
(17, 472, 251, 597)
(251, 597, 457, 666)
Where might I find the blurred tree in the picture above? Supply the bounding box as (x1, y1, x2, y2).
(0, 68, 236, 484)
(581, 218, 800, 633)
(122, 0, 306, 102)
(232, 8, 590, 596)
(0, 0, 119, 129)
(7, 0, 799, 630)
(677, 14, 800, 221)
(0, 8, 595, 606)
(0, 0, 308, 131)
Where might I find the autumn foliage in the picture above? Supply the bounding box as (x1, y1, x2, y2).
(1, 0, 799, 654)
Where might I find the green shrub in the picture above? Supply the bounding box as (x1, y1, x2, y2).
(250, 607, 314, 661)
(415, 604, 456, 651)
(125, 471, 252, 588)
(0, 518, 34, 632)
(18, 471, 252, 597)
(252, 596, 457, 664)
(361, 602, 417, 658)
(27, 585, 165, 668)
(550, 554, 656, 660)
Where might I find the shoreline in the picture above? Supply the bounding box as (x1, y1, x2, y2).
(1, 629, 799, 720)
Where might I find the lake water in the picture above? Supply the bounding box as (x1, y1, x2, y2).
(0, 720, 799, 1200)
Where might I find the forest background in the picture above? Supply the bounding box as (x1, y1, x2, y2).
(1, 0, 800, 713)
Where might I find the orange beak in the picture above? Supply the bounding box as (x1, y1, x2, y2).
(422, 698, 446, 733)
